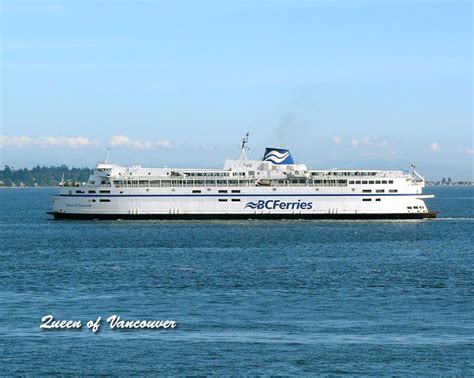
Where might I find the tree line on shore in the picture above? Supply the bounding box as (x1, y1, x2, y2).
(0, 165, 92, 187)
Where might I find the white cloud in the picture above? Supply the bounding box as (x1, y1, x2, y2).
(199, 144, 214, 151)
(462, 148, 474, 155)
(0, 136, 33, 148)
(351, 136, 390, 148)
(332, 136, 341, 145)
(0, 135, 97, 149)
(37, 136, 96, 148)
(430, 142, 440, 151)
(109, 135, 174, 150)
(1, 135, 175, 150)
(156, 140, 173, 148)
(361, 136, 389, 146)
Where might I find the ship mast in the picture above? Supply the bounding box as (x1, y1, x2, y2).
(239, 132, 250, 160)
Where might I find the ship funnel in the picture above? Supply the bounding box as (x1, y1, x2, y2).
(262, 148, 295, 164)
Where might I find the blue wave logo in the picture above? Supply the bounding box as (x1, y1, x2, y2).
(262, 148, 295, 165)
(244, 201, 262, 209)
(264, 150, 290, 164)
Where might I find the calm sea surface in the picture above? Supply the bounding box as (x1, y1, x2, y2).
(0, 186, 473, 375)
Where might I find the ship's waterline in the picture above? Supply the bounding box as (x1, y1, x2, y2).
(49, 136, 436, 220)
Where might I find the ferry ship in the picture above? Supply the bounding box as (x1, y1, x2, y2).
(50, 135, 436, 220)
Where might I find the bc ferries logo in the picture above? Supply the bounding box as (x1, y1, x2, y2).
(245, 200, 313, 210)
(263, 148, 295, 165)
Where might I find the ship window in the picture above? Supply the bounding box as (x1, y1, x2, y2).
(369, 181, 374, 184)
(362, 181, 368, 184)
(382, 180, 388, 184)
(376, 189, 384, 193)
(362, 198, 371, 201)
(231, 199, 240, 202)
(88, 190, 96, 194)
(99, 199, 110, 202)
(76, 190, 85, 194)
(92, 199, 96, 202)
(413, 206, 419, 209)
(407, 206, 412, 209)
(192, 190, 201, 193)
(375, 198, 381, 201)
(349, 181, 354, 184)
(356, 181, 361, 184)
(376, 180, 381, 184)
(218, 190, 227, 193)
(231, 190, 240, 193)
(362, 189, 372, 193)
(218, 199, 227, 202)
(389, 189, 398, 193)
(100, 190, 110, 194)
(389, 180, 394, 184)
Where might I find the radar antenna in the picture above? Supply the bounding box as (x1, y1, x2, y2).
(239, 132, 250, 160)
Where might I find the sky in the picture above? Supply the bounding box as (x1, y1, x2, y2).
(0, 0, 472, 180)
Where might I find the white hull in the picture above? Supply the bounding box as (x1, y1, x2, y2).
(52, 186, 434, 219)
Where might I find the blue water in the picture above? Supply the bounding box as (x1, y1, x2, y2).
(1, 187, 473, 375)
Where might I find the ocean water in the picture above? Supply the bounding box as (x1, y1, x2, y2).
(0, 186, 473, 375)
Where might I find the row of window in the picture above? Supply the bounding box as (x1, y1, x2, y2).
(191, 189, 241, 194)
(112, 170, 397, 178)
(186, 172, 235, 177)
(349, 180, 394, 185)
(311, 171, 379, 177)
(362, 189, 397, 193)
(77, 187, 399, 195)
(362, 198, 382, 202)
(102, 179, 395, 187)
(75, 190, 110, 194)
(218, 199, 241, 202)
(107, 179, 349, 188)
